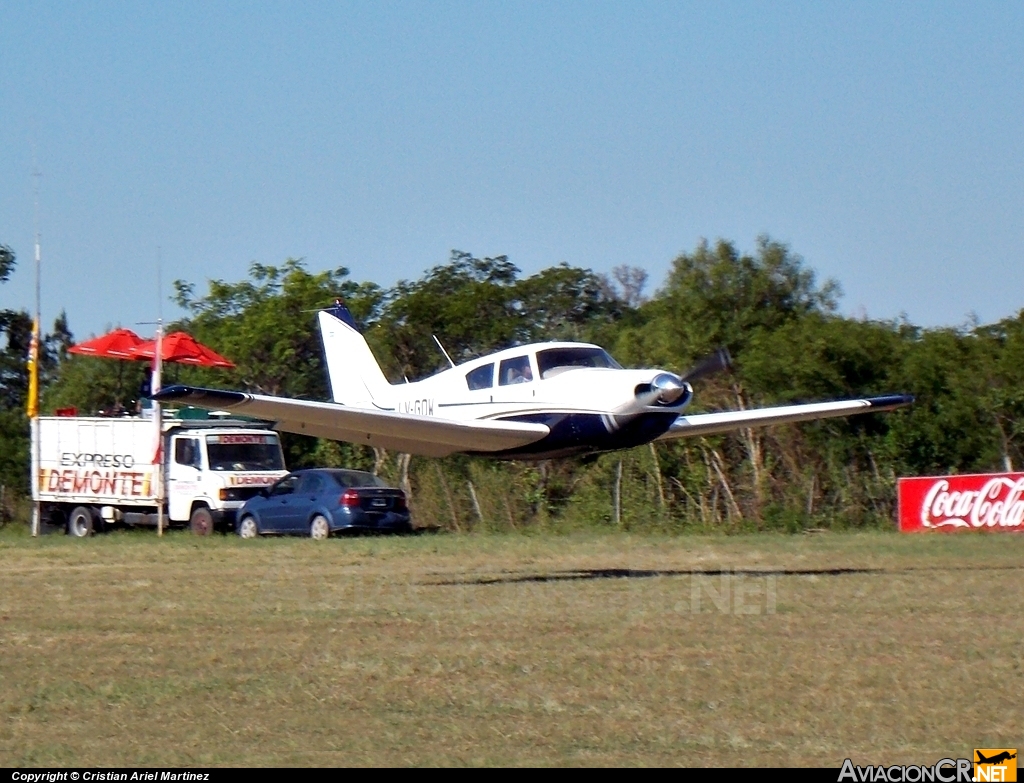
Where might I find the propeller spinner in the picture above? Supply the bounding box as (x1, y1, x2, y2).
(650, 372, 688, 405)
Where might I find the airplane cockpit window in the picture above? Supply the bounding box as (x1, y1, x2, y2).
(499, 355, 533, 386)
(466, 363, 494, 391)
(536, 347, 622, 379)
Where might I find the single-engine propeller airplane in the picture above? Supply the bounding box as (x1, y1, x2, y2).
(154, 301, 913, 459)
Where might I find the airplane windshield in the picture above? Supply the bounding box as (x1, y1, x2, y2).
(536, 347, 622, 379)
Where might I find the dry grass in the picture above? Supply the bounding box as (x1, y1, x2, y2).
(0, 527, 1022, 766)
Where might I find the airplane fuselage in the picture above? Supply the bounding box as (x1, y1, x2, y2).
(368, 341, 690, 459)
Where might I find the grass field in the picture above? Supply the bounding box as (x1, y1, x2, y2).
(0, 526, 1021, 766)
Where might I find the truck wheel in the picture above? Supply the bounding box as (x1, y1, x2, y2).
(68, 506, 94, 538)
(310, 515, 330, 540)
(189, 506, 215, 536)
(237, 516, 259, 539)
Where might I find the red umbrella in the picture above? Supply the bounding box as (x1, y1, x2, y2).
(68, 328, 149, 409)
(128, 332, 236, 368)
(68, 328, 145, 359)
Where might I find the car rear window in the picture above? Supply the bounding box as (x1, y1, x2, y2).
(326, 470, 388, 488)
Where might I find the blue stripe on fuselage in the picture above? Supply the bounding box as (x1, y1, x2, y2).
(470, 411, 679, 460)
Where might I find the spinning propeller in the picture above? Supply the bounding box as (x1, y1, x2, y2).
(617, 347, 733, 415)
(678, 347, 732, 386)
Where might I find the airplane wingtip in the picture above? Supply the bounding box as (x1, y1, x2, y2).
(152, 385, 249, 406)
(865, 394, 915, 410)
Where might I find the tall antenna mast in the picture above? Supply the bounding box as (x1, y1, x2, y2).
(30, 149, 42, 537)
(157, 245, 163, 323)
(32, 153, 41, 332)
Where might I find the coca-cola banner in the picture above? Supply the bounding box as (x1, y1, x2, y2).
(898, 473, 1024, 531)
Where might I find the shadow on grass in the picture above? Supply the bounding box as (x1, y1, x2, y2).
(430, 563, 1024, 586)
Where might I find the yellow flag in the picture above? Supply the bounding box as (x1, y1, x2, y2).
(26, 316, 39, 418)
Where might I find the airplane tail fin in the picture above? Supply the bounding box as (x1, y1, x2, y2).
(318, 301, 392, 406)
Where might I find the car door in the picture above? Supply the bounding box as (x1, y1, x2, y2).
(167, 436, 203, 522)
(260, 473, 301, 532)
(288, 472, 324, 533)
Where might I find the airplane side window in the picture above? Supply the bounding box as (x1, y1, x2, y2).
(466, 363, 494, 391)
(499, 356, 533, 386)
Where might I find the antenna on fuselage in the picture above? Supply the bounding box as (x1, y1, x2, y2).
(432, 334, 456, 369)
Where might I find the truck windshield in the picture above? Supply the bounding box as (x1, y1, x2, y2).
(205, 434, 285, 471)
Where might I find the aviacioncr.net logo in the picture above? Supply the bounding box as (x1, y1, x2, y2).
(839, 758, 973, 782)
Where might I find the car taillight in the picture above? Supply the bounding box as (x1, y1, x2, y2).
(394, 492, 407, 511)
(340, 489, 360, 507)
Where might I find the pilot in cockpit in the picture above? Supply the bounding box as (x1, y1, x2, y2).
(505, 358, 533, 384)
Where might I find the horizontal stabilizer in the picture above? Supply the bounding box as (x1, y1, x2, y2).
(658, 394, 914, 440)
(153, 385, 550, 457)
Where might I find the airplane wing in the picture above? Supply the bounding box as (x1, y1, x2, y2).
(153, 385, 550, 458)
(658, 394, 914, 440)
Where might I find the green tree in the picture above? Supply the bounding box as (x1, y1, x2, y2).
(172, 259, 383, 399)
(374, 251, 527, 381)
(516, 263, 621, 343)
(0, 244, 14, 283)
(886, 322, 1011, 475)
(374, 251, 621, 381)
(0, 244, 27, 495)
(982, 310, 1024, 470)
(613, 236, 840, 373)
(170, 259, 383, 467)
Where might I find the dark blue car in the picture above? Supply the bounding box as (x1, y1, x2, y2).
(236, 468, 411, 538)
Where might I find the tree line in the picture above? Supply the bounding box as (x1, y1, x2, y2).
(2, 237, 1022, 531)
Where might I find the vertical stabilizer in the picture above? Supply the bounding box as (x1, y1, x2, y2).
(318, 302, 391, 406)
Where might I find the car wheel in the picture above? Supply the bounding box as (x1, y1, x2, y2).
(237, 515, 259, 539)
(68, 506, 94, 538)
(310, 515, 330, 540)
(189, 506, 215, 536)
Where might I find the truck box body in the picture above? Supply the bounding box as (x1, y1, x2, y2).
(32, 415, 288, 534)
(36, 417, 162, 507)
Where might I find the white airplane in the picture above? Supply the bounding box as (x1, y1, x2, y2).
(154, 301, 913, 459)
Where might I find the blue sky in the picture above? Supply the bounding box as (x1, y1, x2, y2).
(2, 2, 1022, 341)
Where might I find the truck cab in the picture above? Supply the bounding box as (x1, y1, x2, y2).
(165, 423, 288, 533)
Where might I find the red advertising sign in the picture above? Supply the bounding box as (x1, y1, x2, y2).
(898, 472, 1024, 532)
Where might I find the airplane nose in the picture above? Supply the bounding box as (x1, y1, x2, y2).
(651, 373, 687, 405)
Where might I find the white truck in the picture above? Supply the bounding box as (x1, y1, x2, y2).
(32, 415, 288, 537)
